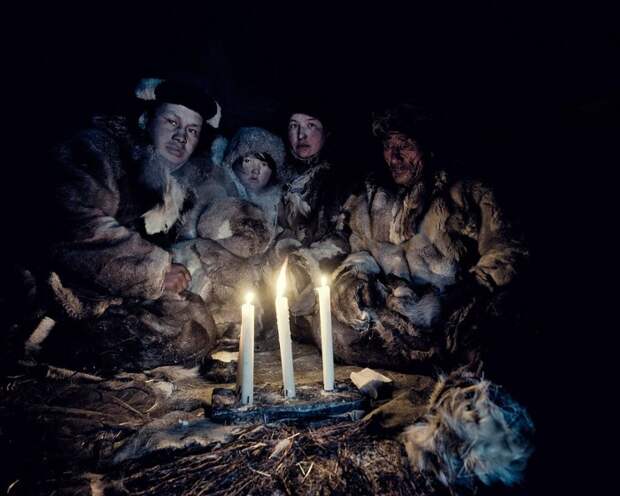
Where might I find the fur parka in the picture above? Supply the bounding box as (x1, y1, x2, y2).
(280, 154, 349, 253)
(206, 127, 287, 253)
(271, 153, 351, 323)
(327, 169, 528, 371)
(50, 115, 200, 305)
(172, 127, 287, 339)
(43, 115, 217, 372)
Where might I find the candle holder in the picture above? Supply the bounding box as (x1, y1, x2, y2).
(211, 381, 366, 424)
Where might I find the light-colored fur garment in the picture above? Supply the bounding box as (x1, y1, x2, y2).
(401, 371, 534, 491)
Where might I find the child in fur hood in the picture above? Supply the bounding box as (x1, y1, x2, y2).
(172, 127, 287, 339)
(202, 126, 286, 251)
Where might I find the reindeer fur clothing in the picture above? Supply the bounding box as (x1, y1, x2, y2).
(172, 128, 287, 339)
(50, 115, 202, 302)
(44, 115, 217, 372)
(328, 170, 528, 371)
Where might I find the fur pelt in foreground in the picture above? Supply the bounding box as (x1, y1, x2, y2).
(401, 371, 534, 493)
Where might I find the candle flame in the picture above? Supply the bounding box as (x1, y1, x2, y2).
(321, 275, 328, 287)
(276, 258, 288, 297)
(245, 292, 254, 305)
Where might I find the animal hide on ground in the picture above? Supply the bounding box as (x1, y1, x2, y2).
(401, 370, 534, 492)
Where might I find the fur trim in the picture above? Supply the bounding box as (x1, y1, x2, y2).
(210, 135, 228, 167)
(135, 78, 221, 129)
(333, 251, 382, 281)
(308, 239, 347, 262)
(387, 290, 441, 328)
(206, 100, 222, 129)
(135, 78, 164, 100)
(222, 127, 286, 178)
(142, 174, 186, 235)
(401, 371, 534, 491)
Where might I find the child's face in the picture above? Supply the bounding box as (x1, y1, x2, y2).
(238, 155, 272, 192)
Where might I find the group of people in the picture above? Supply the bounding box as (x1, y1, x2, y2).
(16, 77, 527, 375)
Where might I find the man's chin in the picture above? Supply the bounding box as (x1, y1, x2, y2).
(391, 168, 422, 187)
(162, 151, 187, 169)
(392, 172, 412, 185)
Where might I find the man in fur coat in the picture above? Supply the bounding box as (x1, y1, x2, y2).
(40, 78, 223, 373)
(327, 104, 528, 372)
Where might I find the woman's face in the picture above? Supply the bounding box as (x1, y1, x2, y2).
(288, 113, 325, 159)
(237, 155, 273, 192)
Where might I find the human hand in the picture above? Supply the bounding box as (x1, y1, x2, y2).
(163, 263, 192, 293)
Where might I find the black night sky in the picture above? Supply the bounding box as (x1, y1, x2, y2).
(2, 3, 616, 493)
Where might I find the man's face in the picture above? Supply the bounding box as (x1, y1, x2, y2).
(237, 155, 273, 192)
(383, 132, 425, 187)
(288, 113, 325, 159)
(148, 103, 203, 169)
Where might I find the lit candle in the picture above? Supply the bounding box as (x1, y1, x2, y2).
(316, 275, 335, 391)
(275, 259, 296, 398)
(237, 292, 255, 405)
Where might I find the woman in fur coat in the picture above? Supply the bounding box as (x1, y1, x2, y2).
(324, 104, 528, 372)
(278, 102, 349, 259)
(38, 78, 223, 374)
(269, 104, 352, 337)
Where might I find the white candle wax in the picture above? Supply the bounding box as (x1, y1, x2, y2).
(275, 260, 296, 399)
(238, 292, 255, 405)
(317, 275, 335, 391)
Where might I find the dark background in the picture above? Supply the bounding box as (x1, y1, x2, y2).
(2, 3, 617, 494)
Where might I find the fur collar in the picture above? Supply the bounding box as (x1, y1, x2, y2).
(142, 173, 187, 235)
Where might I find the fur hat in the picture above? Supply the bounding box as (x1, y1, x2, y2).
(135, 78, 222, 129)
(372, 103, 436, 148)
(222, 127, 286, 178)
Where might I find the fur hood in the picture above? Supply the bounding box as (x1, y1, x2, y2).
(222, 127, 286, 180)
(220, 127, 285, 230)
